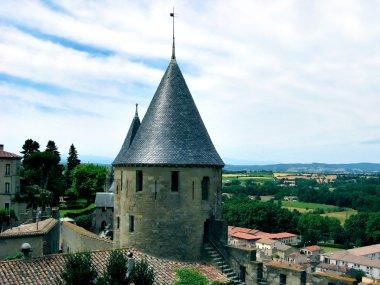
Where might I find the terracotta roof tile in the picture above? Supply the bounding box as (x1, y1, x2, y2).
(0, 248, 226, 284)
(0, 150, 22, 159)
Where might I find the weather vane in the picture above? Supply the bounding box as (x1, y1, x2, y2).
(170, 8, 175, 59)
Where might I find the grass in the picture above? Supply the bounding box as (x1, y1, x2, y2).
(59, 203, 95, 218)
(321, 209, 358, 224)
(321, 246, 344, 253)
(281, 201, 337, 210)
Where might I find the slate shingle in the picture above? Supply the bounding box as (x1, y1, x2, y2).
(113, 58, 224, 167)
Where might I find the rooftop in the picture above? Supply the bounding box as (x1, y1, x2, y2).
(256, 238, 277, 245)
(0, 248, 227, 284)
(303, 245, 322, 252)
(347, 243, 380, 256)
(94, 192, 114, 208)
(322, 250, 380, 268)
(230, 232, 261, 241)
(113, 59, 224, 168)
(0, 147, 22, 159)
(0, 218, 57, 238)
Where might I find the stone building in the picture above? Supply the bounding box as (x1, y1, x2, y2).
(0, 217, 59, 259)
(113, 46, 224, 260)
(93, 192, 114, 234)
(0, 144, 22, 210)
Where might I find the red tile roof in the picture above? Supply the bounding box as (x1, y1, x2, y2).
(0, 248, 227, 285)
(0, 150, 22, 159)
(228, 226, 297, 241)
(304, 245, 322, 252)
(230, 232, 261, 241)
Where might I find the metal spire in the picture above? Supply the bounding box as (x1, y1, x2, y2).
(170, 8, 175, 59)
(135, 103, 138, 117)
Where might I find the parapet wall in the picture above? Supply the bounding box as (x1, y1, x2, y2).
(61, 221, 112, 253)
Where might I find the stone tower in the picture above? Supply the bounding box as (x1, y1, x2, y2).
(113, 51, 224, 260)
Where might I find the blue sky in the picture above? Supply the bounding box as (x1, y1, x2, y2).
(1, 0, 380, 164)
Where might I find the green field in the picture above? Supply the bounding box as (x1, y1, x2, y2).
(321, 246, 344, 253)
(223, 172, 274, 182)
(282, 201, 337, 210)
(59, 204, 95, 218)
(321, 209, 357, 224)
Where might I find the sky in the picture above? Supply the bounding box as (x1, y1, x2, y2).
(1, 0, 380, 164)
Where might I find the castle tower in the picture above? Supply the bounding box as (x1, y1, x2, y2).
(113, 35, 224, 261)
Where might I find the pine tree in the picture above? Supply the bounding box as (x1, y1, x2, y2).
(66, 144, 80, 187)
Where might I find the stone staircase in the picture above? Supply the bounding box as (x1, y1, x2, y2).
(204, 243, 247, 285)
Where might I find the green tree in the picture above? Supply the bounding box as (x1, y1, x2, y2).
(344, 212, 369, 246)
(71, 164, 107, 205)
(66, 144, 81, 187)
(21, 139, 40, 158)
(366, 212, 380, 244)
(59, 252, 98, 285)
(100, 250, 131, 285)
(132, 258, 155, 285)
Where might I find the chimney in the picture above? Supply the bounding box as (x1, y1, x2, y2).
(0, 144, 3, 151)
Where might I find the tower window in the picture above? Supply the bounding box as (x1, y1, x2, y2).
(129, 215, 134, 232)
(5, 164, 10, 175)
(201, 177, 210, 201)
(171, 171, 179, 192)
(117, 216, 120, 229)
(136, 171, 143, 192)
(5, 183, 10, 194)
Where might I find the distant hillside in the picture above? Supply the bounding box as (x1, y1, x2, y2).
(224, 163, 380, 173)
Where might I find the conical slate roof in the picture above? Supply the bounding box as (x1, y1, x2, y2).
(113, 58, 224, 167)
(113, 108, 140, 165)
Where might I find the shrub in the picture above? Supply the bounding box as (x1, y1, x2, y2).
(172, 269, 208, 285)
(101, 250, 131, 285)
(75, 214, 93, 231)
(132, 258, 155, 285)
(59, 252, 97, 285)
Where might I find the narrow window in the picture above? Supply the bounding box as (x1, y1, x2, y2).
(5, 203, 9, 209)
(171, 171, 179, 192)
(129, 215, 134, 232)
(136, 171, 143, 192)
(5, 164, 10, 175)
(201, 177, 210, 201)
(5, 183, 10, 194)
(126, 179, 128, 197)
(121, 171, 123, 191)
(154, 181, 157, 200)
(192, 181, 195, 200)
(117, 216, 120, 229)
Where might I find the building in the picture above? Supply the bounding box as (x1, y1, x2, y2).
(93, 192, 114, 234)
(0, 218, 59, 259)
(0, 144, 22, 211)
(320, 249, 380, 281)
(112, 42, 224, 260)
(300, 245, 323, 262)
(347, 244, 380, 260)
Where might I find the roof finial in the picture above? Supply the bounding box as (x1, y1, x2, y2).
(135, 103, 138, 117)
(170, 8, 175, 59)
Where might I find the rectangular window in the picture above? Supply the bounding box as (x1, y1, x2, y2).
(136, 171, 143, 192)
(5, 164, 10, 175)
(5, 183, 10, 194)
(171, 171, 179, 192)
(129, 215, 134, 232)
(5, 203, 9, 209)
(202, 177, 210, 200)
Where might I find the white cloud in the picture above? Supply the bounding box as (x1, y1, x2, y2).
(1, 0, 380, 163)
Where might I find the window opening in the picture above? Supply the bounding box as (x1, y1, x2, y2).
(171, 171, 179, 192)
(136, 171, 143, 192)
(201, 177, 210, 200)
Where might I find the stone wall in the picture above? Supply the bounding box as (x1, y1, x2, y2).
(61, 221, 113, 253)
(0, 235, 43, 259)
(311, 272, 358, 285)
(266, 262, 306, 285)
(113, 166, 222, 261)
